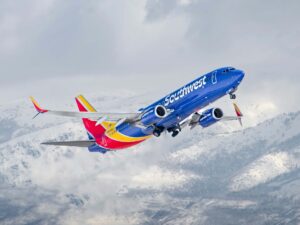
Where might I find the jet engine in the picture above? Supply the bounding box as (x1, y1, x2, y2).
(140, 105, 168, 126)
(199, 108, 223, 128)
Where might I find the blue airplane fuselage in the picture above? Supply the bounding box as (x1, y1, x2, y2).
(143, 67, 244, 128)
(89, 67, 244, 152)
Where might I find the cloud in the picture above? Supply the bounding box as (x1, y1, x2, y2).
(0, 0, 299, 116)
(0, 184, 70, 225)
(144, 0, 178, 22)
(131, 166, 200, 190)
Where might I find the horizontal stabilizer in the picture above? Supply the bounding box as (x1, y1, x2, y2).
(41, 140, 95, 147)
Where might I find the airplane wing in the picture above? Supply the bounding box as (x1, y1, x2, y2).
(42, 140, 95, 147)
(221, 103, 243, 126)
(30, 97, 140, 122)
(180, 103, 243, 129)
(180, 112, 201, 130)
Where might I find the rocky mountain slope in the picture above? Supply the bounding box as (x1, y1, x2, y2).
(0, 95, 299, 225)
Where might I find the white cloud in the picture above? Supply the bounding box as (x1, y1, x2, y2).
(131, 166, 200, 190)
(1, 0, 299, 116)
(177, 0, 194, 6)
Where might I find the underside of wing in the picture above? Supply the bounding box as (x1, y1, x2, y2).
(45, 111, 139, 121)
(221, 116, 242, 121)
(30, 96, 140, 122)
(41, 140, 95, 147)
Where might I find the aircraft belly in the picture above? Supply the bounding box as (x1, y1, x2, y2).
(117, 123, 153, 137)
(157, 96, 206, 128)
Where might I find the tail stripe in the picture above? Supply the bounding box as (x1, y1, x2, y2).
(75, 95, 106, 139)
(101, 121, 151, 142)
(76, 95, 96, 112)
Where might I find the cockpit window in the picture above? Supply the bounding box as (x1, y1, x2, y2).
(222, 67, 235, 73)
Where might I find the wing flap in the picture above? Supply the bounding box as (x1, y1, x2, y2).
(221, 116, 242, 121)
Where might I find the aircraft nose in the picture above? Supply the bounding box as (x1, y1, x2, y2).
(233, 70, 245, 83)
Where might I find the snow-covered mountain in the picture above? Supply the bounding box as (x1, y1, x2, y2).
(130, 111, 300, 225)
(0, 95, 300, 225)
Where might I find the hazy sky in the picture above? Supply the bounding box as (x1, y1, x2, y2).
(1, 0, 299, 114)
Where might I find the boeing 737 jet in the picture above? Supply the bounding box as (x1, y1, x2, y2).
(30, 67, 245, 153)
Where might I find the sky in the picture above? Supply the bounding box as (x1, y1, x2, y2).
(0, 0, 300, 114)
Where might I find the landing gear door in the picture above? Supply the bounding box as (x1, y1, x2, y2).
(212, 71, 217, 84)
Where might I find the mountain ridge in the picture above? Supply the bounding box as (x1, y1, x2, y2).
(0, 98, 300, 224)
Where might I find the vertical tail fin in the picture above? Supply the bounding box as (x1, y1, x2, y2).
(75, 95, 105, 139)
(75, 95, 97, 113)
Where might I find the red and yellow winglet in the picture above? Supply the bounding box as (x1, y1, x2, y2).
(233, 103, 243, 126)
(30, 97, 48, 118)
(233, 103, 243, 117)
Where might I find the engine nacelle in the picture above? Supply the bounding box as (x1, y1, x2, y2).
(199, 108, 223, 128)
(140, 105, 168, 126)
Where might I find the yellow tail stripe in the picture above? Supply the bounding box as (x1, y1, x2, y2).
(107, 130, 151, 142)
(77, 95, 96, 112)
(102, 121, 151, 142)
(77, 96, 150, 142)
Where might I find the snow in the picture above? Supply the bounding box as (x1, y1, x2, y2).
(131, 166, 200, 190)
(1, 96, 300, 224)
(230, 151, 300, 191)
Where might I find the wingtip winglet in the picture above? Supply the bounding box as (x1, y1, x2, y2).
(30, 96, 48, 114)
(233, 103, 243, 117)
(233, 103, 243, 127)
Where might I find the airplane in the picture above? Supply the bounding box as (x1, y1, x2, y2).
(30, 67, 245, 154)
